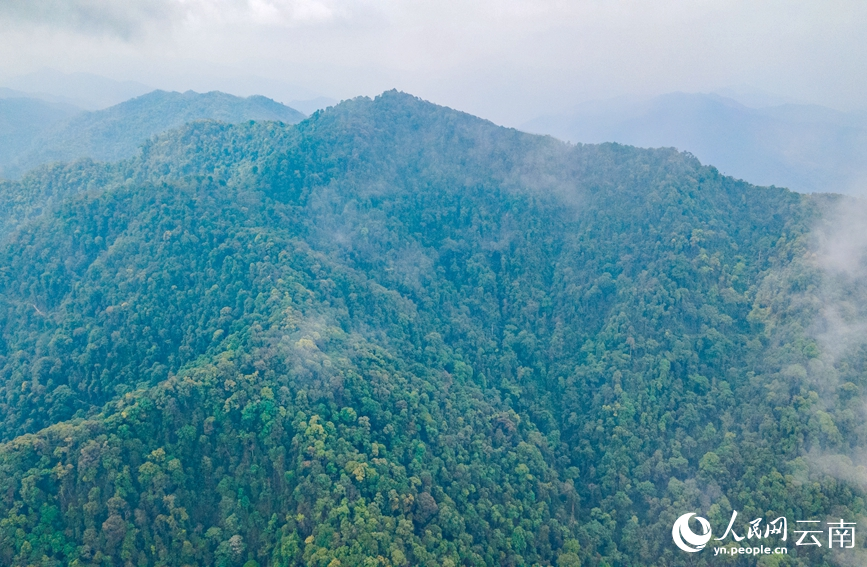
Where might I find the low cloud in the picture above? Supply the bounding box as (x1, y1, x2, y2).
(816, 197, 867, 278)
(812, 196, 867, 358)
(801, 195, 867, 492)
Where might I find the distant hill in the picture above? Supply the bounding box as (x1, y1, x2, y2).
(523, 92, 867, 194)
(0, 97, 80, 173)
(2, 69, 152, 110)
(2, 90, 306, 178)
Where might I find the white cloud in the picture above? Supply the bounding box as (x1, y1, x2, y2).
(0, 0, 179, 38)
(0, 0, 345, 37)
(182, 0, 344, 27)
(0, 0, 865, 125)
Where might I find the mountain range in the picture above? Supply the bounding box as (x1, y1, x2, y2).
(0, 90, 863, 566)
(6, 72, 867, 197)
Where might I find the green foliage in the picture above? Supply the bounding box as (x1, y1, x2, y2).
(0, 90, 861, 566)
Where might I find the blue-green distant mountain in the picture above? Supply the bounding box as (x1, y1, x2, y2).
(2, 69, 152, 110)
(0, 91, 863, 567)
(3, 90, 306, 178)
(524, 92, 867, 194)
(0, 97, 80, 173)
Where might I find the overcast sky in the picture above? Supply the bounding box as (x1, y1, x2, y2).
(0, 0, 864, 126)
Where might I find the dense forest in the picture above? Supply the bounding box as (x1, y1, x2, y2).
(0, 91, 864, 566)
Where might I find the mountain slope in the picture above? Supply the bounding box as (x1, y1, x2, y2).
(523, 92, 867, 194)
(4, 90, 306, 179)
(0, 91, 862, 566)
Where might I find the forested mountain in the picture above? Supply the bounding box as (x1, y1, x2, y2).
(1, 90, 306, 179)
(523, 92, 867, 195)
(0, 91, 863, 567)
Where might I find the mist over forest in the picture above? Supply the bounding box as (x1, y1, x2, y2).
(2, 1, 867, 565)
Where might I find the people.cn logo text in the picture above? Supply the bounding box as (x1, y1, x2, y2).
(672, 510, 856, 554)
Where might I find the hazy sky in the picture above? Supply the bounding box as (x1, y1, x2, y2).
(0, 0, 864, 125)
